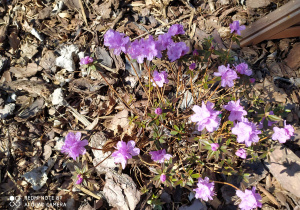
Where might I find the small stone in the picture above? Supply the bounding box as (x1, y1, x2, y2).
(0, 103, 15, 119)
(52, 88, 64, 106)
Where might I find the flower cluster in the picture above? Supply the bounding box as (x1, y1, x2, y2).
(191, 101, 221, 132)
(61, 132, 89, 160)
(111, 140, 140, 169)
(155, 107, 163, 115)
(149, 149, 172, 163)
(236, 187, 262, 210)
(232, 118, 261, 147)
(223, 100, 247, 122)
(214, 65, 239, 88)
(272, 120, 294, 143)
(104, 24, 189, 63)
(151, 70, 169, 87)
(193, 177, 215, 201)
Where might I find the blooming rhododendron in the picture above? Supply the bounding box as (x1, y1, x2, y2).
(167, 42, 189, 62)
(236, 148, 247, 159)
(76, 174, 83, 185)
(151, 70, 169, 87)
(149, 149, 172, 163)
(104, 29, 130, 55)
(189, 63, 196, 70)
(191, 102, 221, 132)
(223, 100, 247, 122)
(232, 119, 261, 147)
(168, 24, 185, 36)
(272, 121, 294, 143)
(230, 21, 246, 35)
(235, 63, 252, 76)
(111, 140, 140, 169)
(193, 177, 215, 201)
(80, 56, 93, 65)
(191, 101, 221, 132)
(211, 143, 219, 151)
(155, 107, 163, 115)
(61, 132, 89, 160)
(236, 187, 262, 210)
(214, 65, 239, 88)
(156, 33, 173, 51)
(160, 174, 167, 182)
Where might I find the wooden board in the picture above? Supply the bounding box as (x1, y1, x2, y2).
(240, 0, 300, 47)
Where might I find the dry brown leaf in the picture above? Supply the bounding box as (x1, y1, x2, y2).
(40, 50, 57, 73)
(8, 32, 20, 51)
(105, 110, 129, 135)
(10, 63, 42, 78)
(20, 42, 39, 60)
(43, 145, 52, 161)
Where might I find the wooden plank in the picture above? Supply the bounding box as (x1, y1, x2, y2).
(268, 26, 300, 39)
(240, 0, 300, 47)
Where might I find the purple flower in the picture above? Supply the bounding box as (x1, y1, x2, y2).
(232, 119, 261, 147)
(272, 121, 294, 143)
(128, 36, 159, 63)
(236, 187, 262, 210)
(151, 70, 169, 87)
(236, 148, 247, 159)
(168, 24, 185, 36)
(258, 111, 277, 130)
(160, 174, 167, 182)
(214, 65, 239, 88)
(76, 174, 83, 185)
(190, 101, 221, 132)
(111, 140, 140, 169)
(211, 143, 219, 151)
(149, 149, 172, 163)
(80, 56, 93, 65)
(156, 33, 173, 51)
(155, 107, 163, 115)
(223, 100, 247, 122)
(61, 132, 89, 160)
(167, 42, 189, 62)
(193, 49, 199, 56)
(250, 78, 255, 83)
(193, 177, 215, 201)
(189, 63, 196, 70)
(104, 29, 131, 55)
(229, 21, 246, 35)
(235, 63, 252, 76)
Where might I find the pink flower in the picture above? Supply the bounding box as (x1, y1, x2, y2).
(111, 140, 140, 169)
(156, 33, 173, 51)
(236, 148, 247, 159)
(214, 65, 239, 88)
(235, 63, 252, 76)
(258, 111, 277, 130)
(104, 29, 131, 55)
(190, 101, 221, 132)
(167, 42, 189, 62)
(189, 63, 196, 70)
(210, 143, 219, 151)
(160, 174, 167, 182)
(61, 132, 89, 160)
(250, 78, 255, 83)
(230, 21, 246, 35)
(155, 107, 163, 115)
(80, 56, 93, 65)
(76, 174, 83, 184)
(232, 119, 261, 147)
(151, 70, 169, 87)
(193, 177, 215, 201)
(168, 24, 185, 36)
(223, 100, 247, 122)
(149, 149, 172, 163)
(236, 187, 262, 210)
(272, 121, 294, 143)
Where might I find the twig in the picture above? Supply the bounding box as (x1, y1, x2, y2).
(75, 184, 102, 200)
(78, 0, 88, 26)
(257, 184, 280, 207)
(7, 171, 26, 196)
(110, 9, 125, 29)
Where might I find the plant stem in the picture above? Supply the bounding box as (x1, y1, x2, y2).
(213, 180, 239, 191)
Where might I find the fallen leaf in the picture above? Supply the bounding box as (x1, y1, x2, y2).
(10, 63, 42, 78)
(8, 32, 20, 51)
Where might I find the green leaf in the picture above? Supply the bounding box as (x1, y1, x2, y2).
(191, 173, 200, 179)
(174, 125, 179, 131)
(267, 115, 281, 121)
(170, 131, 178, 135)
